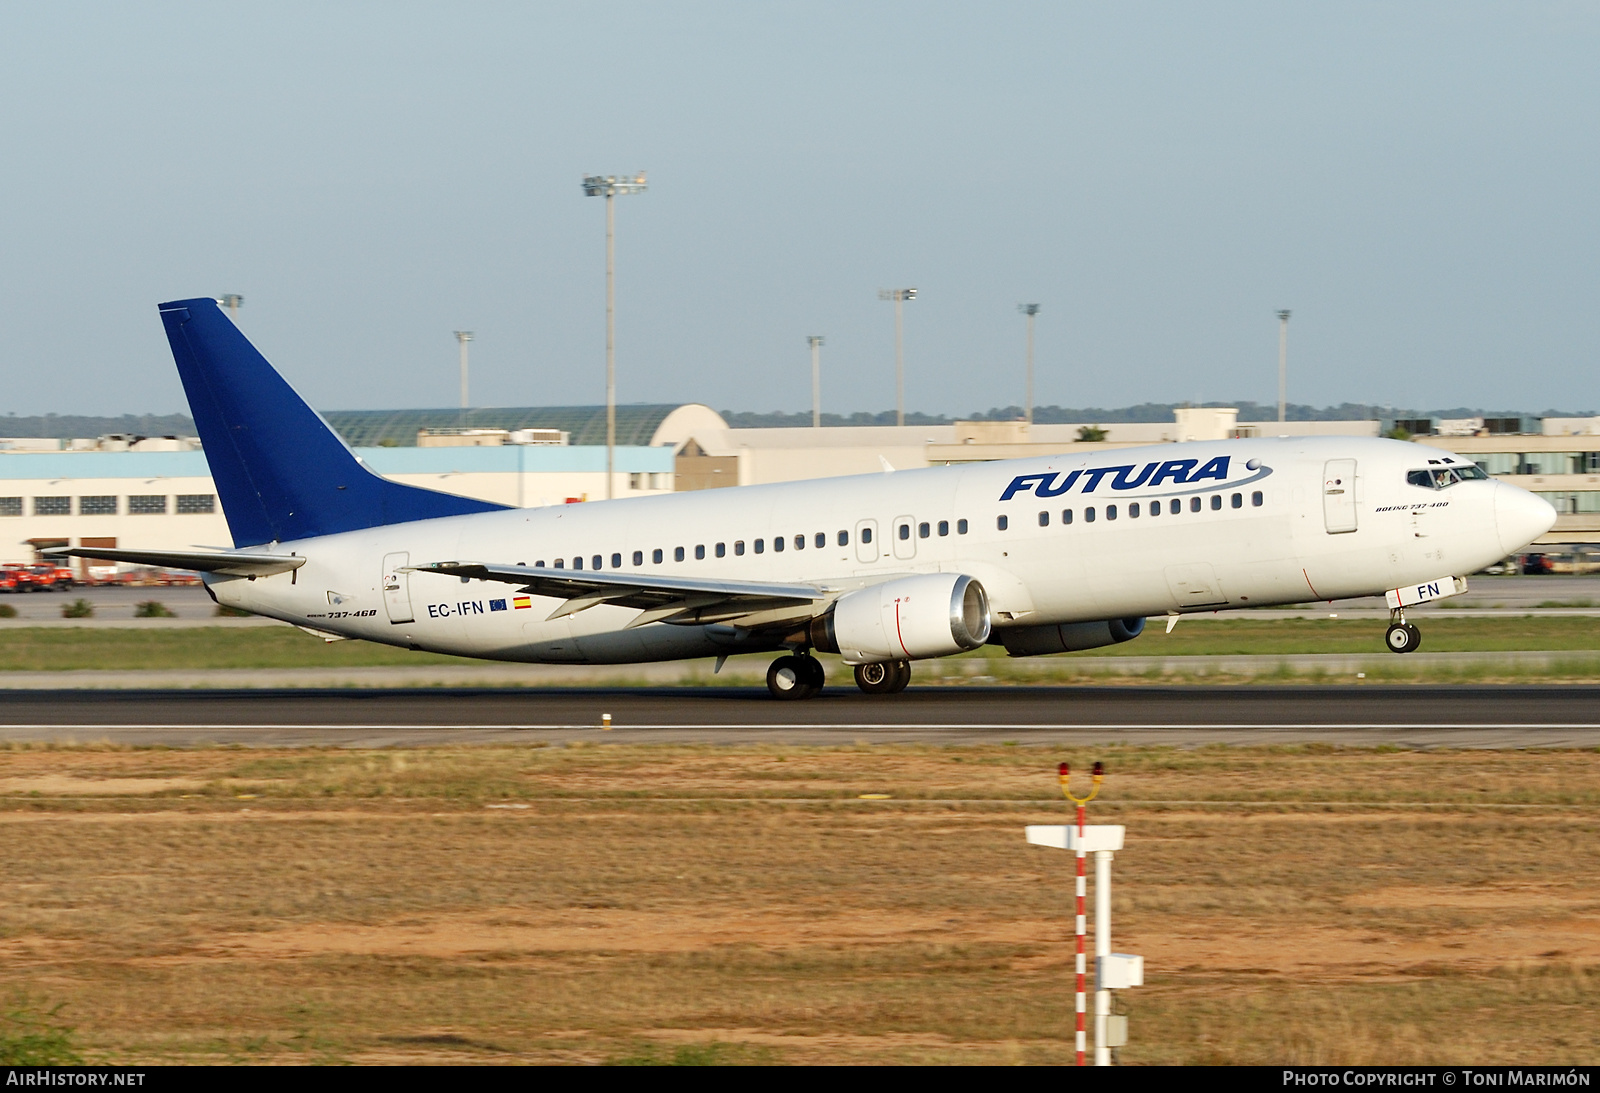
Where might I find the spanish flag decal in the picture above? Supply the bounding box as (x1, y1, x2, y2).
(513, 596, 532, 610)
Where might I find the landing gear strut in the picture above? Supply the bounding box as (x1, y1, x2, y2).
(766, 653, 825, 700)
(854, 660, 911, 695)
(1384, 610, 1422, 654)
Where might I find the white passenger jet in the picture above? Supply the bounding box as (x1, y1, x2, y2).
(57, 298, 1557, 699)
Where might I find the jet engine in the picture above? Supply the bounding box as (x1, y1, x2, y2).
(810, 573, 991, 663)
(997, 616, 1145, 657)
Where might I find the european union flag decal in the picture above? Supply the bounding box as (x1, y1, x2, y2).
(490, 598, 507, 612)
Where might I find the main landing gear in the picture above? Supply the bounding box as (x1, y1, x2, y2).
(853, 660, 911, 695)
(1385, 610, 1422, 654)
(766, 653, 825, 700)
(763, 654, 914, 699)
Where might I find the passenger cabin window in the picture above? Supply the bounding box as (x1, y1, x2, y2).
(938, 520, 949, 536)
(554, 559, 563, 568)
(1148, 501, 1159, 517)
(794, 534, 804, 550)
(1170, 499, 1181, 515)
(918, 522, 930, 538)
(837, 530, 849, 546)
(573, 557, 583, 570)
(1252, 491, 1264, 507)
(1231, 493, 1242, 509)
(997, 515, 1009, 531)
(593, 555, 603, 570)
(956, 520, 967, 535)
(632, 551, 643, 566)
(1210, 495, 1222, 510)
(1107, 504, 1118, 520)
(735, 541, 745, 555)
(674, 547, 685, 562)
(1085, 507, 1096, 523)
(862, 527, 873, 544)
(1129, 502, 1140, 518)
(1062, 509, 1073, 525)
(716, 542, 726, 558)
(695, 545, 706, 560)
(774, 536, 785, 552)
(535, 560, 545, 568)
(1038, 511, 1049, 527)
(898, 523, 910, 540)
(815, 532, 825, 549)
(755, 539, 765, 553)
(653, 549, 663, 564)
(1190, 497, 1201, 512)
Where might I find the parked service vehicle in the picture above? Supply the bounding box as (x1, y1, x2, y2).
(27, 563, 74, 590)
(0, 564, 47, 592)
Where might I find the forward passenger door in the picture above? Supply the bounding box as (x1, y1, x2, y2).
(1322, 460, 1358, 534)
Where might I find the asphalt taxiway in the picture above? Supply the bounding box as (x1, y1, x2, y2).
(2, 685, 1598, 748)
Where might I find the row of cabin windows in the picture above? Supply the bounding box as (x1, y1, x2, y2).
(528, 518, 976, 570)
(997, 491, 1265, 531)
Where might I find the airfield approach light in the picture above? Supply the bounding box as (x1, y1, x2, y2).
(583, 172, 649, 500)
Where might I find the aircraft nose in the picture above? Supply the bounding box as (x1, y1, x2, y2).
(1494, 483, 1557, 556)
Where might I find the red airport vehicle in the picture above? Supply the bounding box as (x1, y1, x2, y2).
(27, 563, 75, 591)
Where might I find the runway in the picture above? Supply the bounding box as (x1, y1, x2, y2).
(3, 684, 1599, 748)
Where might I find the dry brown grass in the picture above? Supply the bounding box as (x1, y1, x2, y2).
(0, 742, 1597, 1065)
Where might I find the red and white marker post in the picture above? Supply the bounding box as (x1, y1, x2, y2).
(1028, 761, 1144, 1066)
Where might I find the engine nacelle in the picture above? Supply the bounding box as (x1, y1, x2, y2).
(998, 616, 1146, 657)
(811, 574, 991, 664)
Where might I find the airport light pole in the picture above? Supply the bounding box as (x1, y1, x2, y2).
(878, 288, 917, 427)
(1019, 303, 1041, 425)
(1276, 309, 1292, 424)
(454, 331, 474, 426)
(808, 335, 825, 428)
(583, 172, 649, 499)
(219, 294, 243, 322)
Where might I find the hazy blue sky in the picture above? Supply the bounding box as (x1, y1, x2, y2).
(1, 2, 1596, 418)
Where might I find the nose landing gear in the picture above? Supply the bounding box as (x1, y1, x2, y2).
(853, 660, 911, 694)
(1384, 610, 1422, 654)
(766, 653, 825, 700)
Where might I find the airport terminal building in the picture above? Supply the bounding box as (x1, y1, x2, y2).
(3, 404, 1597, 572)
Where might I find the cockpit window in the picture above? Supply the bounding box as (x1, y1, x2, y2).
(1407, 464, 1488, 489)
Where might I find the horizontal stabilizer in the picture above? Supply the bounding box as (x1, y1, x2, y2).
(48, 547, 306, 577)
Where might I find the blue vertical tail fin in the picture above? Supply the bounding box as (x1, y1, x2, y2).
(158, 297, 507, 547)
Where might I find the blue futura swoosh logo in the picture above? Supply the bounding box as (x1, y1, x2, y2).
(999, 456, 1275, 501)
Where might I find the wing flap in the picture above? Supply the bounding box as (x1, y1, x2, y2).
(417, 561, 828, 626)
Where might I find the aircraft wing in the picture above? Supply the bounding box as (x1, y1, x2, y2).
(47, 547, 306, 577)
(416, 560, 830, 628)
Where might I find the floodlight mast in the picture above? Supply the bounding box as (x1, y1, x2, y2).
(454, 331, 474, 426)
(582, 172, 649, 499)
(1276, 309, 1292, 424)
(878, 288, 917, 427)
(807, 336, 825, 428)
(1019, 304, 1041, 425)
